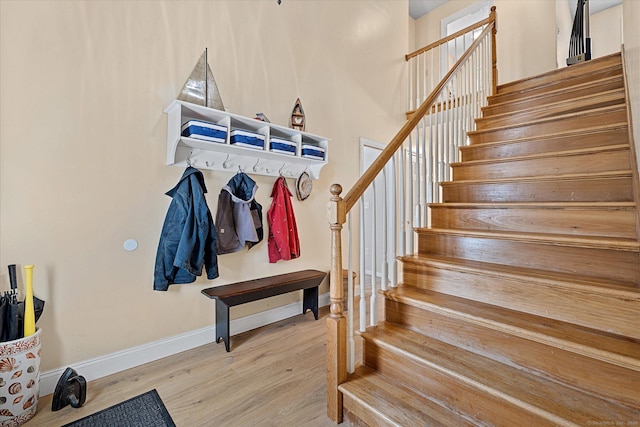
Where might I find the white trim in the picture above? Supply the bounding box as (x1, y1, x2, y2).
(440, 0, 493, 38)
(40, 292, 330, 396)
(359, 137, 386, 173)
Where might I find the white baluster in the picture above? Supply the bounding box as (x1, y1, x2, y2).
(370, 181, 377, 326)
(347, 211, 354, 374)
(359, 197, 366, 333)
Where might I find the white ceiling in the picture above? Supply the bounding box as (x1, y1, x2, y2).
(409, 0, 623, 20)
(408, 0, 448, 20)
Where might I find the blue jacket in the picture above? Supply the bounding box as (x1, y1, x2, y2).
(154, 167, 219, 291)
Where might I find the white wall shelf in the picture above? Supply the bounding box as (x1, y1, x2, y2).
(165, 100, 329, 179)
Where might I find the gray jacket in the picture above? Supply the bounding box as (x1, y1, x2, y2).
(215, 172, 263, 254)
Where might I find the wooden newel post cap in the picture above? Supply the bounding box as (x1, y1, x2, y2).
(330, 184, 342, 197)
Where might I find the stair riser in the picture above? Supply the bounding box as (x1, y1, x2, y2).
(429, 205, 637, 239)
(340, 369, 472, 427)
(417, 233, 640, 283)
(441, 176, 633, 203)
(343, 408, 379, 427)
(461, 126, 628, 161)
(485, 77, 624, 114)
(468, 108, 626, 144)
(452, 148, 630, 181)
(385, 299, 640, 408)
(363, 344, 559, 427)
(342, 397, 397, 427)
(496, 59, 621, 97)
(401, 262, 640, 339)
(477, 94, 625, 131)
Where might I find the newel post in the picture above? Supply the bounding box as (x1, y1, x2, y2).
(490, 6, 498, 96)
(327, 183, 347, 423)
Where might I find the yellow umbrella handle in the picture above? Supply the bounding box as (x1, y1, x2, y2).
(23, 264, 36, 337)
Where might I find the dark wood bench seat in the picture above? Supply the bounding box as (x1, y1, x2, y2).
(201, 269, 327, 352)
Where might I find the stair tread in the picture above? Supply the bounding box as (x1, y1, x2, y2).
(383, 285, 640, 370)
(451, 143, 629, 168)
(399, 253, 640, 294)
(467, 104, 626, 136)
(496, 52, 621, 94)
(339, 365, 475, 427)
(462, 122, 628, 151)
(415, 227, 640, 251)
(362, 322, 640, 424)
(440, 169, 632, 185)
(479, 88, 626, 125)
(429, 201, 636, 209)
(487, 74, 623, 107)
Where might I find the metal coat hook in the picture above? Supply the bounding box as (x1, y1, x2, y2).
(222, 154, 231, 169)
(252, 159, 261, 172)
(279, 163, 286, 176)
(186, 151, 193, 167)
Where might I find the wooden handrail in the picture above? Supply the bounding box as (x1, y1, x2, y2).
(406, 14, 492, 61)
(343, 16, 496, 213)
(326, 9, 497, 422)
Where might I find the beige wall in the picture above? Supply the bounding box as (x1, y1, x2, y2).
(0, 0, 407, 371)
(557, 2, 623, 68)
(591, 5, 623, 58)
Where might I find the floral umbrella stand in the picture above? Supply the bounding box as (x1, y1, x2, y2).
(0, 328, 41, 426)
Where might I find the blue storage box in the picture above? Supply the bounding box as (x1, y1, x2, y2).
(269, 137, 297, 156)
(181, 120, 227, 143)
(301, 144, 325, 160)
(230, 129, 265, 150)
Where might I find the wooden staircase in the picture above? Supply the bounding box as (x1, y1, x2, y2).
(338, 52, 640, 426)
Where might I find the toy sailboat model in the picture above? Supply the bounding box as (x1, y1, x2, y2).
(178, 48, 225, 111)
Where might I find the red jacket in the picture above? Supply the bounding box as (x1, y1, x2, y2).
(267, 177, 300, 263)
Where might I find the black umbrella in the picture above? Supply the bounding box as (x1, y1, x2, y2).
(0, 294, 6, 342)
(1, 264, 45, 342)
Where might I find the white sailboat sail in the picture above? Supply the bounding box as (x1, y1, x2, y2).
(178, 49, 225, 111)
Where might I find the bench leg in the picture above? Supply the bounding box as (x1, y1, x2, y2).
(215, 300, 231, 352)
(303, 286, 319, 320)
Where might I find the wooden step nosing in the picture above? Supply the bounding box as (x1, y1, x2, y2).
(496, 66, 623, 98)
(398, 255, 640, 299)
(340, 385, 401, 427)
(452, 143, 629, 167)
(496, 65, 622, 95)
(440, 169, 632, 186)
(417, 227, 640, 251)
(385, 288, 640, 371)
(496, 53, 621, 93)
(480, 88, 626, 120)
(462, 123, 628, 152)
(366, 330, 582, 426)
(428, 201, 636, 209)
(467, 104, 627, 137)
(487, 75, 623, 108)
(342, 367, 478, 427)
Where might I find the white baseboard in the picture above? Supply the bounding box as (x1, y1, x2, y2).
(40, 292, 330, 397)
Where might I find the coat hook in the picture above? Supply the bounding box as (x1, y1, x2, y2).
(279, 163, 286, 176)
(252, 158, 260, 172)
(186, 151, 193, 167)
(223, 154, 231, 169)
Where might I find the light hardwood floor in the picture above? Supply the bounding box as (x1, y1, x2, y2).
(31, 306, 341, 426)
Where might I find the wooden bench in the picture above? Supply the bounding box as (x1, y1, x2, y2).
(201, 269, 327, 352)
